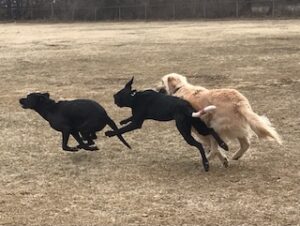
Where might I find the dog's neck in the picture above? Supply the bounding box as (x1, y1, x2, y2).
(33, 99, 57, 121)
(128, 93, 137, 107)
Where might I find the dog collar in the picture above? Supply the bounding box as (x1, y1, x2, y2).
(173, 86, 183, 94)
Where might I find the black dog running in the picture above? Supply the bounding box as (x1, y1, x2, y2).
(105, 77, 228, 172)
(19, 92, 131, 152)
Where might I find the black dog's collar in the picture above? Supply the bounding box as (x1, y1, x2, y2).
(131, 90, 137, 96)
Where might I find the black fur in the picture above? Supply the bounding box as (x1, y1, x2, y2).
(19, 92, 131, 152)
(105, 77, 228, 172)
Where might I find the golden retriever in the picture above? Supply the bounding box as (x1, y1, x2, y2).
(157, 73, 282, 167)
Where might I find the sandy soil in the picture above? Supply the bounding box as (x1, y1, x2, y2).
(0, 20, 299, 226)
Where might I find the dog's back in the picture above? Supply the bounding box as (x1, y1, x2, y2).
(57, 99, 108, 121)
(134, 90, 195, 121)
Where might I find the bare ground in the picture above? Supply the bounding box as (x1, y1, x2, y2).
(0, 20, 299, 226)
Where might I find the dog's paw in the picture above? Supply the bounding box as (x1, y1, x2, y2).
(105, 130, 115, 137)
(85, 146, 99, 151)
(223, 158, 229, 168)
(87, 140, 95, 146)
(203, 161, 210, 172)
(63, 147, 79, 152)
(120, 120, 127, 125)
(77, 144, 99, 151)
(220, 142, 229, 151)
(85, 145, 99, 151)
(92, 146, 99, 151)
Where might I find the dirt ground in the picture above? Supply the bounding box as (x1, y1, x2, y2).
(0, 20, 299, 226)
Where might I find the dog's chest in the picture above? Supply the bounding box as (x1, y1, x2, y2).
(46, 114, 69, 131)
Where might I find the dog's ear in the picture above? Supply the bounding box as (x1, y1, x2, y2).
(42, 92, 50, 99)
(167, 76, 178, 93)
(167, 76, 175, 83)
(125, 77, 134, 89)
(38, 93, 48, 102)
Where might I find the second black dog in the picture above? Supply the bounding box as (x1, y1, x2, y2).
(19, 92, 131, 152)
(105, 77, 228, 171)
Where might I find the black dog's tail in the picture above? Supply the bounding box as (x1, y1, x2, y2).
(106, 116, 131, 149)
(192, 105, 217, 118)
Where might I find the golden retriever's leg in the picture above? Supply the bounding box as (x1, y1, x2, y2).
(232, 137, 250, 160)
(191, 128, 228, 167)
(207, 149, 217, 160)
(208, 138, 229, 168)
(191, 128, 211, 151)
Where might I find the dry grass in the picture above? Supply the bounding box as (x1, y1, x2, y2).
(0, 20, 299, 226)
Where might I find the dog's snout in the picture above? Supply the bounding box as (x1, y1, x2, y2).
(19, 98, 28, 108)
(113, 94, 119, 105)
(19, 98, 25, 105)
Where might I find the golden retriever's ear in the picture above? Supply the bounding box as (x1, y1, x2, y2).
(167, 76, 175, 83)
(167, 76, 177, 92)
(167, 76, 175, 87)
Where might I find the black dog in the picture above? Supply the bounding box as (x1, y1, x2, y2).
(19, 92, 131, 152)
(105, 78, 228, 171)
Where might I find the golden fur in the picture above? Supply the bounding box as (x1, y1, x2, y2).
(158, 73, 282, 166)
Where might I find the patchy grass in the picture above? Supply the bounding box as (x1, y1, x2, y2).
(0, 20, 299, 225)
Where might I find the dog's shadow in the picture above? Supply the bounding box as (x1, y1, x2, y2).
(69, 152, 91, 163)
(135, 157, 270, 183)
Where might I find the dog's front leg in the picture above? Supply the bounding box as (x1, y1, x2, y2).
(62, 130, 78, 152)
(120, 116, 133, 125)
(105, 121, 143, 137)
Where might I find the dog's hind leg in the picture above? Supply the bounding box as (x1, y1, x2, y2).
(209, 129, 229, 151)
(90, 133, 97, 140)
(72, 131, 98, 151)
(81, 132, 96, 145)
(191, 128, 211, 151)
(232, 137, 250, 160)
(191, 118, 228, 151)
(208, 138, 229, 168)
(175, 117, 209, 172)
(62, 130, 78, 152)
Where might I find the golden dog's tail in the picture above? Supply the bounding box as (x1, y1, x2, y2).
(239, 105, 282, 144)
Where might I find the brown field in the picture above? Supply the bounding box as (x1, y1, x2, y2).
(0, 20, 299, 226)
